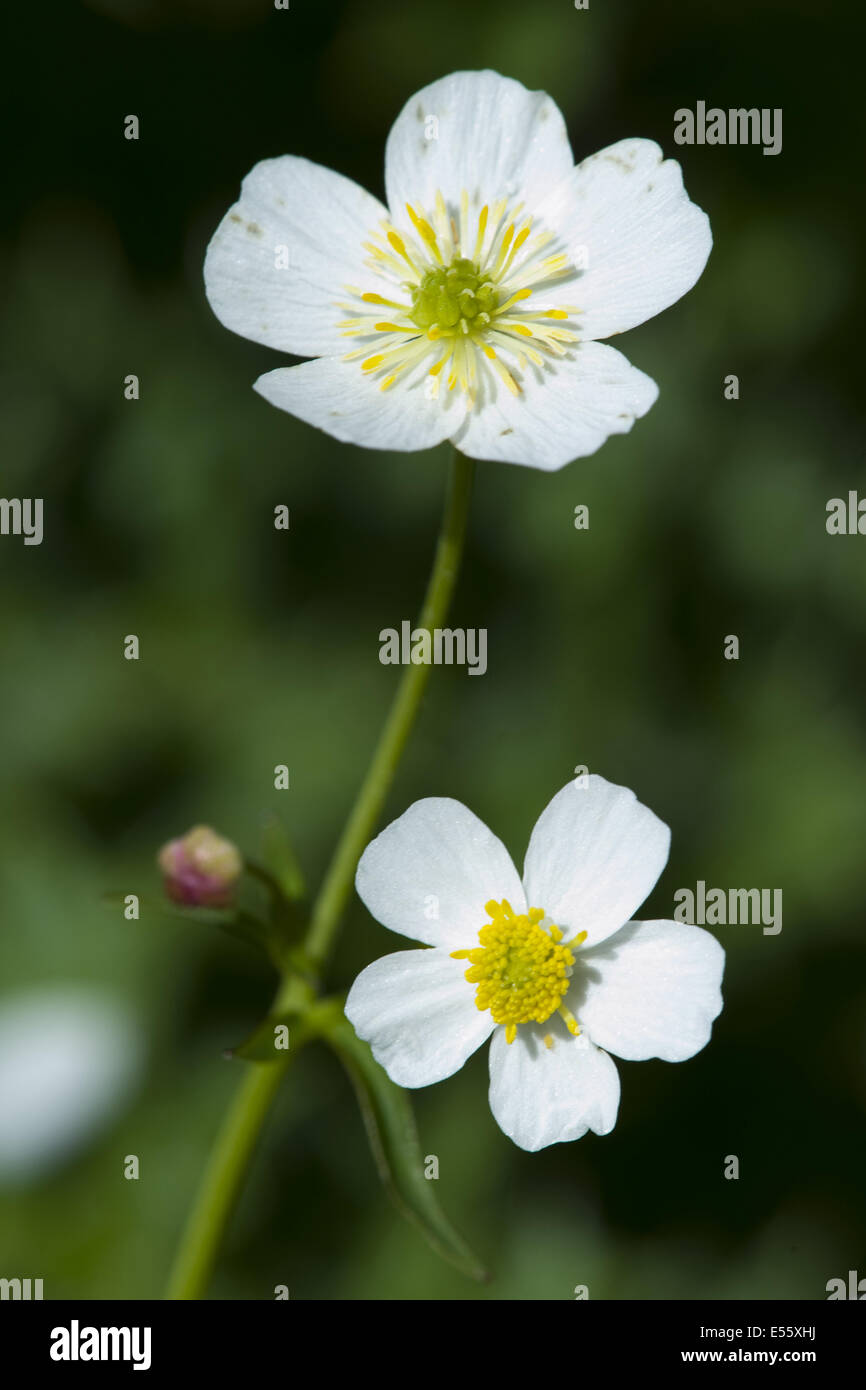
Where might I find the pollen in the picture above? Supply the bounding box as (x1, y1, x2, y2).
(340, 188, 580, 408)
(451, 900, 587, 1042)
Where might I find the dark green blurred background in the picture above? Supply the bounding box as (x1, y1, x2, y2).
(1, 0, 864, 1299)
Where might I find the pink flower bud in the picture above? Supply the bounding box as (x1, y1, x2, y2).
(157, 825, 242, 908)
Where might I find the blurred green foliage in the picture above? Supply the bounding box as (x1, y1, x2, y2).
(1, 0, 864, 1299)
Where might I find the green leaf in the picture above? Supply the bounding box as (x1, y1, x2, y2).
(225, 979, 320, 1062)
(102, 890, 282, 964)
(260, 813, 306, 901)
(225, 1011, 296, 1062)
(206, 908, 281, 959)
(325, 1015, 488, 1282)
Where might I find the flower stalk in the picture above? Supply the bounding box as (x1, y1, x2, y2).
(165, 446, 475, 1299)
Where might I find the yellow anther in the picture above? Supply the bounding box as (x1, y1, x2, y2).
(498, 220, 533, 278)
(473, 204, 489, 260)
(491, 222, 515, 276)
(386, 229, 420, 274)
(490, 356, 520, 396)
(347, 188, 583, 406)
(405, 204, 442, 262)
(498, 288, 532, 313)
(558, 1006, 581, 1037)
(451, 899, 575, 1037)
(543, 1033, 554, 1050)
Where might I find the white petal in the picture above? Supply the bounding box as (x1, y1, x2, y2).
(345, 948, 493, 1088)
(204, 156, 388, 358)
(452, 341, 657, 470)
(574, 919, 725, 1061)
(255, 356, 459, 452)
(355, 797, 525, 950)
(385, 70, 574, 227)
(488, 1019, 620, 1151)
(535, 138, 712, 340)
(0, 987, 142, 1182)
(522, 775, 670, 947)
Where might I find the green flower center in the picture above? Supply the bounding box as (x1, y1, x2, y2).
(407, 257, 501, 336)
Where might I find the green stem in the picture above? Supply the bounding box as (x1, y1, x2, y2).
(302, 446, 475, 973)
(164, 446, 475, 1299)
(165, 1060, 287, 1301)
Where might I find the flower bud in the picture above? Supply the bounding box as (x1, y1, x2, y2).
(157, 825, 242, 908)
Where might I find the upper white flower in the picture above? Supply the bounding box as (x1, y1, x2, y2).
(204, 70, 711, 471)
(346, 775, 724, 1151)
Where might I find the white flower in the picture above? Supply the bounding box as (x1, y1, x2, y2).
(0, 986, 143, 1183)
(204, 70, 711, 471)
(346, 776, 724, 1151)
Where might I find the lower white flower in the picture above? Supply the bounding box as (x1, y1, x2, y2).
(0, 986, 143, 1182)
(204, 69, 711, 470)
(346, 775, 724, 1151)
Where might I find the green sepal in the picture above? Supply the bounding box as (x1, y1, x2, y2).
(324, 1014, 488, 1283)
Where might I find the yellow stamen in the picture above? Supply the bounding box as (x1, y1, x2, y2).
(451, 899, 576, 1038)
(361, 292, 404, 307)
(386, 229, 420, 274)
(405, 204, 442, 263)
(490, 356, 520, 396)
(499, 219, 532, 277)
(491, 222, 515, 277)
(473, 204, 489, 260)
(558, 1006, 581, 1037)
(345, 185, 582, 407)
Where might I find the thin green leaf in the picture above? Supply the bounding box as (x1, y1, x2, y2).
(225, 1011, 295, 1062)
(103, 890, 281, 964)
(225, 980, 322, 1062)
(260, 813, 306, 901)
(325, 1015, 488, 1282)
